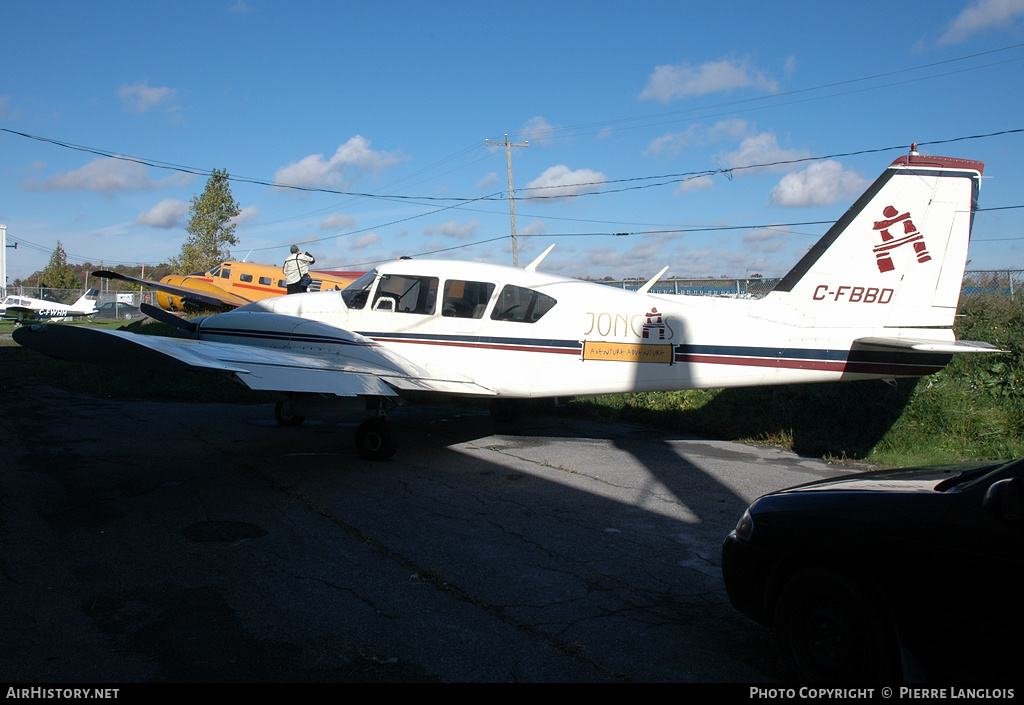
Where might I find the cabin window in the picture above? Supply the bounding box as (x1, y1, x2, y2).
(259, 276, 273, 286)
(240, 273, 253, 283)
(220, 269, 231, 279)
(277, 279, 286, 289)
(373, 274, 438, 315)
(490, 285, 557, 323)
(442, 280, 495, 319)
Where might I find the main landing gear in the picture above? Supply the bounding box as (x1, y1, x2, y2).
(354, 417, 397, 461)
(273, 396, 398, 461)
(274, 401, 305, 427)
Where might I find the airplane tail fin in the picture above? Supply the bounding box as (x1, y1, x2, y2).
(769, 150, 984, 330)
(71, 289, 98, 313)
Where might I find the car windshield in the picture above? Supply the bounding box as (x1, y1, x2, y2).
(935, 459, 1019, 492)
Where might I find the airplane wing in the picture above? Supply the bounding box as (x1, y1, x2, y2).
(12, 322, 497, 398)
(92, 270, 252, 310)
(853, 337, 1006, 354)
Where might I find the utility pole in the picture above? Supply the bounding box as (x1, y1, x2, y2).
(486, 134, 528, 267)
(1, 225, 10, 297)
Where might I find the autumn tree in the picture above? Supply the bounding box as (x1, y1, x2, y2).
(170, 168, 241, 274)
(41, 241, 81, 299)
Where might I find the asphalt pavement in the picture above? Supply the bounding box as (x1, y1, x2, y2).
(0, 379, 854, 683)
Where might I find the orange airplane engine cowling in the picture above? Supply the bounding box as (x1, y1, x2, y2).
(157, 275, 225, 311)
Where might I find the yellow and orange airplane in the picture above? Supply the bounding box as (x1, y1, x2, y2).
(93, 261, 361, 312)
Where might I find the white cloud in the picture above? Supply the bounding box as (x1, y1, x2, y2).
(274, 136, 404, 188)
(784, 55, 797, 78)
(320, 213, 356, 231)
(118, 81, 178, 114)
(939, 0, 1024, 44)
(229, 205, 259, 227)
(640, 59, 778, 103)
(743, 228, 788, 254)
(476, 172, 500, 190)
(523, 165, 606, 201)
(707, 119, 749, 141)
(422, 220, 481, 240)
(673, 174, 715, 195)
(644, 126, 698, 158)
(33, 157, 190, 193)
(644, 121, 748, 170)
(719, 132, 811, 174)
(518, 220, 548, 237)
(351, 232, 381, 249)
(519, 116, 558, 144)
(769, 160, 870, 207)
(135, 199, 188, 228)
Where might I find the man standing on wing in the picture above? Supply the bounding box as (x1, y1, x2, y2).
(283, 244, 315, 294)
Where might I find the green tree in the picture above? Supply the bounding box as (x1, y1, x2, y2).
(41, 241, 81, 299)
(170, 168, 241, 274)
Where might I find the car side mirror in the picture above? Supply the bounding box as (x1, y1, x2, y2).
(983, 477, 1022, 523)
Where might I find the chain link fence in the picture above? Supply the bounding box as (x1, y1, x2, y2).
(601, 271, 1024, 300)
(960, 270, 1023, 300)
(3, 287, 158, 306)
(4, 270, 1023, 309)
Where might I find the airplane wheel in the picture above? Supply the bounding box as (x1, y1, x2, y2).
(274, 401, 305, 427)
(355, 418, 397, 461)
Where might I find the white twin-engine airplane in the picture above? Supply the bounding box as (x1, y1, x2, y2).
(14, 150, 1000, 459)
(1, 289, 98, 323)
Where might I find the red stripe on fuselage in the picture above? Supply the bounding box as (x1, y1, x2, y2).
(370, 336, 581, 355)
(676, 353, 942, 376)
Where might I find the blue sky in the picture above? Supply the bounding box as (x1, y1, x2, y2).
(2, 0, 1024, 284)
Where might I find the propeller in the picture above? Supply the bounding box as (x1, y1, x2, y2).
(140, 303, 200, 336)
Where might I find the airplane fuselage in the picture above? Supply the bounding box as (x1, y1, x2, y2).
(154, 261, 358, 312)
(1, 292, 97, 323)
(198, 258, 955, 400)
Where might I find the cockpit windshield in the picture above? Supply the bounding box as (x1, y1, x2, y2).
(341, 269, 378, 310)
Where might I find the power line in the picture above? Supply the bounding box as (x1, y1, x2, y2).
(4, 129, 1023, 270)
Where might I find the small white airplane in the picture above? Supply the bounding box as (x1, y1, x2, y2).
(2, 289, 98, 324)
(14, 149, 1000, 459)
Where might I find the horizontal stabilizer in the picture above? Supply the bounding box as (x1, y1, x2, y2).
(853, 337, 1005, 354)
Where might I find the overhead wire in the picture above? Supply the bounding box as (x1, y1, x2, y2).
(3, 39, 1024, 268)
(501, 43, 1024, 143)
(6, 128, 1024, 270)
